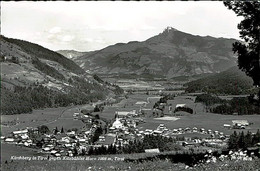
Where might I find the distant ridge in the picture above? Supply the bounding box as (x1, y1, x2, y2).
(57, 50, 88, 60)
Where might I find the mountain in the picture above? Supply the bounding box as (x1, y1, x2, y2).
(0, 35, 86, 90)
(56, 50, 88, 60)
(185, 66, 255, 95)
(74, 27, 237, 79)
(0, 35, 123, 115)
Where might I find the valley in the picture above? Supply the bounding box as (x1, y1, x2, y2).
(1, 28, 260, 170)
(2, 78, 260, 162)
(2, 1, 260, 170)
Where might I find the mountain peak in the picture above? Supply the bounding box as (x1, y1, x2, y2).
(75, 27, 237, 79)
(163, 26, 178, 33)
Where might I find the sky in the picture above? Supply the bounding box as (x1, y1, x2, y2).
(1, 1, 243, 52)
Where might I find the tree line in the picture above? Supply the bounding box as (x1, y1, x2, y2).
(228, 130, 260, 150)
(1, 84, 106, 115)
(88, 134, 183, 155)
(195, 94, 225, 106)
(195, 94, 260, 115)
(210, 97, 260, 115)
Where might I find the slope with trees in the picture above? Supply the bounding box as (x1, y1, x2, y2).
(224, 1, 260, 103)
(185, 66, 255, 95)
(0, 36, 124, 115)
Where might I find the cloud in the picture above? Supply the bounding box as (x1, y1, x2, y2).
(1, 1, 242, 51)
(49, 27, 61, 34)
(61, 35, 74, 42)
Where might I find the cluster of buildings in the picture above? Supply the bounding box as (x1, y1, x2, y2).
(1, 122, 104, 157)
(105, 110, 145, 147)
(101, 108, 229, 150)
(2, 104, 246, 157)
(1, 127, 38, 147)
(223, 120, 250, 129)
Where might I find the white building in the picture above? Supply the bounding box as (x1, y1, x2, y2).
(176, 104, 186, 108)
(112, 118, 124, 129)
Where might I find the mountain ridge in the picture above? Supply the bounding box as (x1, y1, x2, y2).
(73, 27, 238, 78)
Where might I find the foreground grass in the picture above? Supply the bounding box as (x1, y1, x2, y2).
(2, 158, 260, 171)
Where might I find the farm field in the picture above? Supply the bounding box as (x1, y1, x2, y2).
(1, 105, 87, 136)
(1, 143, 46, 162)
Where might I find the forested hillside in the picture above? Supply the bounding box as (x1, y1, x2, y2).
(185, 66, 255, 95)
(0, 36, 124, 115)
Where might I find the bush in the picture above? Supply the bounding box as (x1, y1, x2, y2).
(195, 94, 225, 106)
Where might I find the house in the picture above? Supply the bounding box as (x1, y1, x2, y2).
(64, 144, 72, 148)
(109, 127, 116, 133)
(60, 137, 70, 143)
(98, 136, 105, 142)
(73, 113, 79, 116)
(224, 124, 231, 129)
(28, 127, 39, 134)
(185, 127, 191, 132)
(184, 137, 192, 141)
(232, 120, 249, 128)
(67, 131, 76, 136)
(116, 111, 130, 118)
(127, 110, 138, 117)
(145, 148, 160, 153)
(176, 104, 186, 108)
(192, 127, 198, 132)
(157, 124, 166, 131)
(78, 138, 87, 143)
(54, 153, 61, 157)
(199, 128, 205, 134)
(20, 134, 29, 140)
(112, 118, 124, 129)
(13, 129, 28, 137)
(5, 138, 15, 142)
(42, 147, 51, 151)
(51, 150, 58, 154)
(135, 101, 148, 106)
(153, 130, 163, 136)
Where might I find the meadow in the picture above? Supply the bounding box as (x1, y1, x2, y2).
(1, 105, 86, 136)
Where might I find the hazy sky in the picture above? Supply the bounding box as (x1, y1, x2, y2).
(1, 1, 242, 52)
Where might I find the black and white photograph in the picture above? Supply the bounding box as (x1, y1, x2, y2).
(1, 1, 260, 170)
